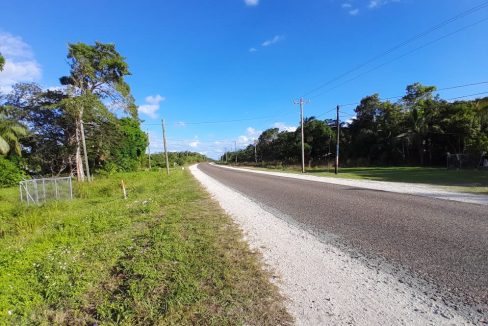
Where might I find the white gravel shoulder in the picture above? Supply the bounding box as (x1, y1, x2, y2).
(190, 164, 472, 326)
(214, 164, 488, 206)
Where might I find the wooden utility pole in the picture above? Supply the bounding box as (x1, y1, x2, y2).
(234, 141, 238, 165)
(80, 119, 91, 182)
(294, 98, 309, 173)
(335, 105, 340, 175)
(147, 134, 152, 170)
(162, 119, 170, 175)
(254, 140, 258, 164)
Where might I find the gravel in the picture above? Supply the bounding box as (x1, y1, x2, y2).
(190, 164, 474, 325)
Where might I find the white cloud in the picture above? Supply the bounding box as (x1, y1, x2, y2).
(244, 0, 259, 6)
(189, 140, 200, 148)
(237, 135, 249, 144)
(0, 32, 41, 93)
(246, 127, 260, 137)
(349, 8, 359, 15)
(262, 35, 284, 47)
(138, 94, 165, 119)
(249, 47, 258, 53)
(175, 121, 186, 127)
(342, 3, 352, 8)
(368, 0, 400, 9)
(273, 122, 297, 132)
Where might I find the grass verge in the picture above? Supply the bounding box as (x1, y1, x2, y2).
(0, 170, 292, 325)
(235, 165, 488, 194)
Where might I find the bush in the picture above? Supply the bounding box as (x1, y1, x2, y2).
(0, 157, 26, 187)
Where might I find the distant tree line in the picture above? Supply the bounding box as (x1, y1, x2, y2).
(143, 151, 209, 169)
(224, 83, 488, 168)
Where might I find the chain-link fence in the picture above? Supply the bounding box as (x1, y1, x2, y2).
(19, 177, 73, 205)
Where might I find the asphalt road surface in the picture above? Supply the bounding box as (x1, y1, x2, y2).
(198, 163, 488, 318)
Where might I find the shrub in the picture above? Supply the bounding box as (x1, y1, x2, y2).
(0, 157, 26, 187)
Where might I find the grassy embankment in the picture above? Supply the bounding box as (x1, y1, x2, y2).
(0, 169, 292, 325)
(235, 164, 488, 194)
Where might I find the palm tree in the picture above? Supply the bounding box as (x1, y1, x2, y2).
(397, 108, 429, 165)
(0, 112, 27, 156)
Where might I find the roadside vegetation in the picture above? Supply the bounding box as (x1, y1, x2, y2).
(223, 83, 488, 171)
(0, 169, 292, 325)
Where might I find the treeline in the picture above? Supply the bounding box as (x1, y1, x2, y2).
(224, 83, 488, 168)
(143, 152, 209, 169)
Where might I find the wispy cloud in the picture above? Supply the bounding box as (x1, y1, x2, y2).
(249, 47, 258, 53)
(369, 0, 396, 8)
(244, 0, 259, 6)
(188, 140, 200, 148)
(262, 35, 285, 47)
(273, 122, 297, 132)
(174, 121, 186, 127)
(0, 32, 41, 93)
(349, 8, 359, 15)
(138, 94, 165, 119)
(237, 127, 261, 145)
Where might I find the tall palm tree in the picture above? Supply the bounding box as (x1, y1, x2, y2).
(0, 112, 27, 156)
(398, 108, 429, 165)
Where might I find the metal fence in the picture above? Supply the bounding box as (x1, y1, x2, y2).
(19, 177, 73, 205)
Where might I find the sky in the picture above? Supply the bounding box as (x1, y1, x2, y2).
(1, 0, 487, 159)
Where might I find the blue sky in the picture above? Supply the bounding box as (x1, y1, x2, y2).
(1, 0, 487, 158)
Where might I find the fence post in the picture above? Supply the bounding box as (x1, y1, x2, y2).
(55, 179, 59, 199)
(19, 184, 23, 203)
(69, 177, 73, 200)
(42, 178, 46, 202)
(34, 181, 39, 205)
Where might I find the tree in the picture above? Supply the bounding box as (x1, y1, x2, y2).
(399, 83, 438, 165)
(110, 118, 148, 171)
(0, 107, 27, 156)
(60, 42, 135, 181)
(298, 117, 334, 166)
(0, 53, 5, 71)
(5, 83, 74, 175)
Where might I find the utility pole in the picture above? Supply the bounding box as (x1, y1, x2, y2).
(294, 98, 309, 173)
(234, 141, 238, 165)
(335, 105, 340, 175)
(147, 133, 152, 170)
(254, 140, 258, 164)
(162, 119, 170, 175)
(224, 147, 228, 163)
(80, 119, 91, 182)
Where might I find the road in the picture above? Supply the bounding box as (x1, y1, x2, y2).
(198, 163, 488, 319)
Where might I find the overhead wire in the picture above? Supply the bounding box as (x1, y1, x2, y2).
(301, 0, 488, 98)
(308, 16, 488, 99)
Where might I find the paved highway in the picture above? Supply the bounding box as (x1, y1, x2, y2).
(198, 163, 488, 319)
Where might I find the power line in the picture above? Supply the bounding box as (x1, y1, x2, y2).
(309, 16, 488, 99)
(310, 89, 488, 123)
(338, 81, 488, 108)
(302, 0, 488, 98)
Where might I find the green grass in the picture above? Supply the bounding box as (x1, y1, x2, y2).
(0, 170, 292, 325)
(241, 165, 488, 194)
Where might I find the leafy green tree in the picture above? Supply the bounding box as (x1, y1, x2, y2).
(110, 118, 148, 171)
(298, 117, 334, 166)
(5, 83, 73, 175)
(60, 42, 135, 181)
(0, 107, 27, 156)
(0, 53, 5, 71)
(399, 83, 438, 165)
(0, 156, 26, 187)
